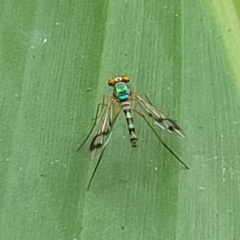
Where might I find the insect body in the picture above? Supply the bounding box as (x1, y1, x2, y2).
(105, 77, 138, 147)
(78, 76, 188, 190)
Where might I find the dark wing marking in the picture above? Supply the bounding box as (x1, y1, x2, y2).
(90, 97, 120, 160)
(134, 94, 185, 138)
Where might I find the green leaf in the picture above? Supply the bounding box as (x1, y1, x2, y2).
(1, 0, 240, 239)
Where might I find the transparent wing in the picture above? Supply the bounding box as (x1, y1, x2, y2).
(134, 93, 185, 138)
(90, 97, 120, 160)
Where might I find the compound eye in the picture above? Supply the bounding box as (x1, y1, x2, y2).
(122, 76, 130, 83)
(108, 77, 116, 86)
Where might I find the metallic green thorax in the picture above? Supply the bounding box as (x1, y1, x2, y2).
(114, 82, 130, 102)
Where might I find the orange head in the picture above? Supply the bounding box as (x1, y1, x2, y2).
(108, 76, 130, 86)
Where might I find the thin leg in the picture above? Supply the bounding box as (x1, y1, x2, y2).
(100, 95, 110, 110)
(132, 109, 189, 169)
(91, 95, 110, 121)
(87, 107, 123, 190)
(87, 149, 105, 190)
(139, 92, 153, 105)
(77, 102, 108, 151)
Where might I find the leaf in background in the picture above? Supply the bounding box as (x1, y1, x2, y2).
(0, 0, 240, 240)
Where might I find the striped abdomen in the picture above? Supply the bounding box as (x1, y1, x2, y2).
(121, 103, 137, 147)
